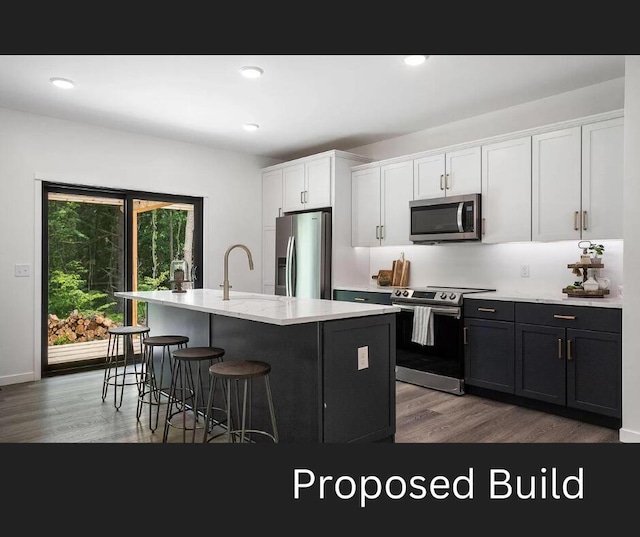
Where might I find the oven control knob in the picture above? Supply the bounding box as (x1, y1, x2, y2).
(402, 291, 409, 297)
(449, 293, 456, 300)
(395, 290, 402, 296)
(440, 292, 447, 299)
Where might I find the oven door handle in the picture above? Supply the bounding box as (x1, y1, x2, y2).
(394, 304, 461, 320)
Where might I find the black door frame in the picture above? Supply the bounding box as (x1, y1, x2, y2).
(42, 181, 204, 375)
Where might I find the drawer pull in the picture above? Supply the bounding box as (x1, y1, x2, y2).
(354, 297, 368, 302)
(558, 339, 563, 359)
(478, 307, 496, 313)
(554, 315, 576, 320)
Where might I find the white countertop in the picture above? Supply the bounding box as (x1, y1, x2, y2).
(334, 285, 623, 309)
(115, 289, 400, 326)
(465, 290, 623, 309)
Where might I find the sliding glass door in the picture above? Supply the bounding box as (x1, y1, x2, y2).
(43, 183, 203, 374)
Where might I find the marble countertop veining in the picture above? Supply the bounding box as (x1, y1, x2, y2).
(115, 289, 400, 326)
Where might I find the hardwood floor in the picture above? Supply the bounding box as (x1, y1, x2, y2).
(0, 370, 620, 443)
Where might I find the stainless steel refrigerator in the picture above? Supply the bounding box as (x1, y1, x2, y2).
(275, 211, 331, 299)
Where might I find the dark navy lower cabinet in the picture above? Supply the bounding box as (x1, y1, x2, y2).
(566, 328, 621, 418)
(464, 318, 515, 394)
(515, 323, 566, 405)
(513, 303, 622, 419)
(465, 300, 622, 421)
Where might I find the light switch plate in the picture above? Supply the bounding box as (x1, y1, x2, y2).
(15, 264, 31, 277)
(358, 346, 369, 370)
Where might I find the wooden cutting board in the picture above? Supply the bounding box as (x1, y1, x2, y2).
(391, 259, 402, 286)
(399, 260, 410, 287)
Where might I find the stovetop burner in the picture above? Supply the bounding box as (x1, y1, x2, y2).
(390, 286, 495, 307)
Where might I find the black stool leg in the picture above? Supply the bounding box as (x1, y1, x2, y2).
(265, 375, 279, 443)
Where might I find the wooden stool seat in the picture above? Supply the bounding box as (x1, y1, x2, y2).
(143, 335, 189, 347)
(173, 347, 226, 361)
(208, 360, 270, 379)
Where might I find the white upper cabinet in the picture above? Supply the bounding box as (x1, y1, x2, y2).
(532, 127, 582, 242)
(381, 161, 413, 246)
(481, 136, 532, 244)
(581, 117, 624, 240)
(445, 146, 482, 196)
(414, 147, 481, 200)
(352, 161, 413, 247)
(414, 154, 445, 199)
(262, 168, 284, 228)
(352, 167, 381, 247)
(282, 164, 306, 213)
(305, 157, 332, 210)
(282, 156, 332, 213)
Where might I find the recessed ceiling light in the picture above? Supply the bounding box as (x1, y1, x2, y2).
(243, 123, 260, 132)
(403, 55, 429, 66)
(239, 66, 264, 79)
(50, 77, 76, 89)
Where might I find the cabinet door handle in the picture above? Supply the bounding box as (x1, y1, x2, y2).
(300, 191, 304, 204)
(574, 211, 579, 231)
(554, 315, 576, 320)
(583, 210, 588, 231)
(445, 173, 450, 190)
(380, 225, 384, 240)
(558, 339, 563, 359)
(375, 225, 380, 240)
(440, 174, 444, 190)
(477, 307, 496, 313)
(482, 218, 486, 236)
(354, 297, 368, 302)
(463, 327, 468, 345)
(567, 339, 573, 361)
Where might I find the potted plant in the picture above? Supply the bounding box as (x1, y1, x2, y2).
(588, 243, 605, 264)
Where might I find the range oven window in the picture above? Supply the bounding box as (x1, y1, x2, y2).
(395, 309, 463, 379)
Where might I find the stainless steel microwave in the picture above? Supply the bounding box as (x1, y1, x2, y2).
(410, 193, 481, 244)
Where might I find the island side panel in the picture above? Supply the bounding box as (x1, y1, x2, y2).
(322, 314, 396, 443)
(146, 302, 211, 346)
(210, 315, 321, 443)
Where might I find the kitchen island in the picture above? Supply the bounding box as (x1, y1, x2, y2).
(115, 289, 399, 443)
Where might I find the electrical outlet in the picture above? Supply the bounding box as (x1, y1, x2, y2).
(15, 264, 31, 277)
(358, 346, 369, 370)
(520, 265, 530, 278)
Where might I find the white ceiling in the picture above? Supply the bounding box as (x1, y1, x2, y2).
(0, 55, 626, 161)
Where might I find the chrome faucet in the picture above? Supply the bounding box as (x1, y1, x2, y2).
(222, 244, 254, 300)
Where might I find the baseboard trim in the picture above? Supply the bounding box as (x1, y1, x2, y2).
(619, 427, 640, 443)
(0, 372, 36, 387)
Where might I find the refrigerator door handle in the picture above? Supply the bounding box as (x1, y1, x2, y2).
(289, 235, 296, 296)
(285, 236, 292, 297)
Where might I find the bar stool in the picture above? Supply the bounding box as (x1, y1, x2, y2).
(137, 335, 189, 432)
(162, 346, 226, 443)
(203, 360, 278, 444)
(101, 325, 150, 410)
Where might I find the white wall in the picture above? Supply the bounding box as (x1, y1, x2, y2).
(621, 57, 640, 442)
(0, 107, 273, 386)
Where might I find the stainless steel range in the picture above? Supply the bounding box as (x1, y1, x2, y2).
(390, 286, 495, 395)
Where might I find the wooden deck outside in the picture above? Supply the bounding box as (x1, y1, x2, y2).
(47, 337, 144, 365)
